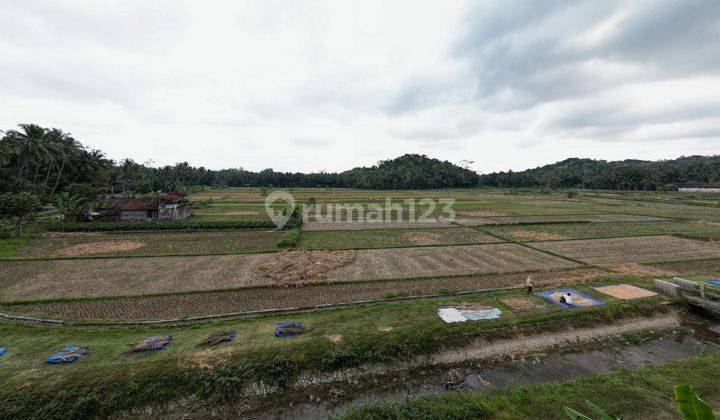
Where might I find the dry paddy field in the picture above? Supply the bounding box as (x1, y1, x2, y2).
(9, 231, 283, 258)
(532, 235, 720, 264)
(0, 243, 577, 300)
(1, 268, 606, 320)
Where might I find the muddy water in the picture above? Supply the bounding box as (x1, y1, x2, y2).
(261, 330, 719, 419)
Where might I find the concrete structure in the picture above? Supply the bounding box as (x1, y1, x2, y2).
(97, 190, 193, 221)
(653, 279, 681, 297)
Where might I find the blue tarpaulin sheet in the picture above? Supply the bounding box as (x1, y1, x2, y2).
(709, 279, 720, 287)
(275, 322, 305, 337)
(46, 344, 89, 364)
(0, 348, 6, 357)
(537, 289, 605, 309)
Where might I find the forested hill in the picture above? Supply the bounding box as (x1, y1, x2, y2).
(479, 156, 720, 190)
(0, 124, 477, 197)
(340, 154, 478, 189)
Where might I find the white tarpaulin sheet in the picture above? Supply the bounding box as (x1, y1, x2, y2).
(438, 307, 502, 323)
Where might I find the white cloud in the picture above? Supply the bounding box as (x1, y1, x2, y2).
(0, 0, 718, 173)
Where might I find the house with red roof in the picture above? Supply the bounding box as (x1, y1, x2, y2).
(97, 189, 193, 221)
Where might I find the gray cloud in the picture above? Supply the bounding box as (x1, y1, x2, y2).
(450, 0, 720, 109)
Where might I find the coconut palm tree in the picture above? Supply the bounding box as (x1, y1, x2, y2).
(6, 124, 50, 184)
(45, 128, 80, 195)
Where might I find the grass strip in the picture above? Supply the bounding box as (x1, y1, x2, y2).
(0, 295, 665, 418)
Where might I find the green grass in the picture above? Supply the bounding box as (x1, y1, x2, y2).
(338, 350, 720, 419)
(0, 280, 664, 417)
(0, 235, 32, 258)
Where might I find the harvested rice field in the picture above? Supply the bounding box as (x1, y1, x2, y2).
(1, 268, 606, 320)
(532, 236, 720, 264)
(0, 243, 578, 300)
(5, 230, 283, 258)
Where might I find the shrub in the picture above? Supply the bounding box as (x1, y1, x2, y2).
(277, 227, 301, 248)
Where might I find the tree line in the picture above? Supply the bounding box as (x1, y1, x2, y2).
(479, 157, 720, 191)
(0, 123, 478, 201)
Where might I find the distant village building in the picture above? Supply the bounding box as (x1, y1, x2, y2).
(97, 190, 193, 221)
(678, 182, 720, 193)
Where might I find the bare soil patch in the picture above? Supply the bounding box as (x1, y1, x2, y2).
(696, 220, 720, 227)
(224, 211, 259, 216)
(402, 232, 444, 245)
(500, 296, 538, 311)
(606, 263, 671, 277)
(594, 284, 657, 300)
(377, 326, 394, 332)
(53, 240, 145, 257)
(191, 347, 234, 370)
(255, 250, 358, 286)
(511, 231, 567, 241)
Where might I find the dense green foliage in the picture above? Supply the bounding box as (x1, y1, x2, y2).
(277, 227, 302, 247)
(0, 192, 40, 235)
(479, 156, 720, 190)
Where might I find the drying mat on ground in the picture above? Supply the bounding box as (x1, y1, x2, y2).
(126, 336, 172, 353)
(708, 325, 720, 334)
(438, 307, 502, 323)
(47, 344, 89, 364)
(537, 289, 604, 309)
(275, 322, 305, 337)
(594, 284, 657, 300)
(198, 330, 236, 346)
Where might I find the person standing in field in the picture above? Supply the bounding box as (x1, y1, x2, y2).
(526, 276, 533, 294)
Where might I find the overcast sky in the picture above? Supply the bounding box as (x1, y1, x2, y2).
(1, 1, 719, 173)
